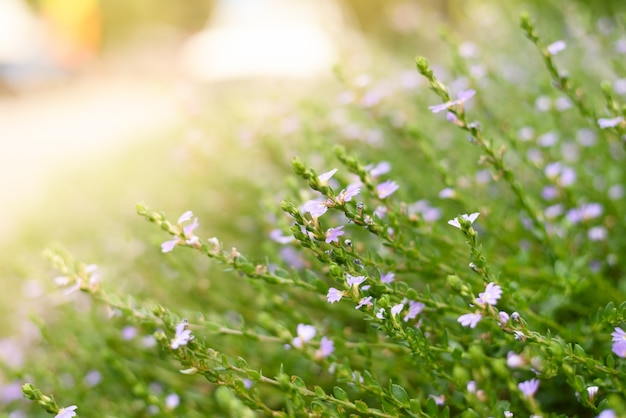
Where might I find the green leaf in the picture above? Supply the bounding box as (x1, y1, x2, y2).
(354, 400, 369, 413)
(333, 386, 349, 401)
(390, 384, 409, 405)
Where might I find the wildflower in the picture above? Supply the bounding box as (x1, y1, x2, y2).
(327, 288, 343, 303)
(597, 410, 616, 418)
(498, 311, 510, 325)
(315, 336, 335, 359)
(380, 272, 395, 283)
(162, 211, 199, 253)
(518, 378, 540, 398)
(367, 161, 392, 178)
(403, 301, 425, 322)
(355, 296, 373, 310)
(438, 187, 456, 199)
(374, 205, 387, 218)
(587, 386, 599, 402)
(302, 198, 330, 218)
(598, 116, 624, 129)
(171, 319, 193, 349)
(376, 180, 399, 199)
(507, 351, 526, 368)
(337, 183, 361, 203)
(514, 331, 527, 341)
(292, 324, 316, 348)
(448, 212, 480, 229)
(611, 340, 626, 358)
(55, 405, 78, 418)
(325, 226, 345, 244)
(475, 282, 502, 306)
(429, 89, 476, 113)
(428, 394, 445, 405)
(612, 327, 626, 342)
(505, 412, 513, 418)
(375, 308, 385, 319)
(165, 393, 180, 409)
(269, 229, 294, 244)
(458, 312, 482, 328)
(588, 226, 607, 241)
(318, 168, 338, 185)
(566, 203, 603, 224)
(391, 303, 404, 316)
(547, 40, 566, 55)
(346, 274, 366, 287)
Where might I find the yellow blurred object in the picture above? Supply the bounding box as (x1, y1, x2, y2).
(40, 0, 101, 69)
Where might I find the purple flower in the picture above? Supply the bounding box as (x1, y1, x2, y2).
(448, 212, 480, 229)
(325, 226, 345, 244)
(380, 272, 395, 283)
(161, 239, 178, 253)
(612, 340, 626, 358)
(547, 40, 566, 55)
(269, 229, 294, 244)
(375, 308, 385, 319)
(518, 378, 540, 398)
(390, 303, 404, 316)
(346, 274, 366, 287)
(588, 226, 607, 241)
(475, 282, 502, 306)
(428, 394, 445, 405)
(355, 296, 373, 309)
(368, 161, 391, 177)
(171, 320, 193, 349)
(292, 324, 316, 348)
(55, 405, 78, 418)
(597, 410, 617, 418)
(507, 351, 525, 368)
(338, 183, 361, 203)
(376, 180, 399, 199)
(162, 211, 199, 252)
(499, 311, 510, 325)
(458, 312, 482, 328)
(318, 168, 338, 184)
(403, 301, 425, 322)
(598, 116, 624, 129)
(429, 89, 476, 113)
(327, 288, 343, 303)
(302, 199, 329, 218)
(611, 327, 626, 342)
(315, 336, 335, 358)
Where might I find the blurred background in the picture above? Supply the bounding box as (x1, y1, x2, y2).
(1, 0, 626, 412)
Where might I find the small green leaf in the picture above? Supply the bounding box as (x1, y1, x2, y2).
(390, 384, 409, 405)
(354, 400, 369, 413)
(333, 386, 349, 401)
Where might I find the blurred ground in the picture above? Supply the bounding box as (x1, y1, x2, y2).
(0, 74, 180, 242)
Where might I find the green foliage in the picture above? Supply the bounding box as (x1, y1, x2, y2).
(4, 5, 626, 418)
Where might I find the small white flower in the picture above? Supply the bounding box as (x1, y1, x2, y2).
(448, 212, 480, 229)
(55, 405, 78, 418)
(547, 40, 566, 55)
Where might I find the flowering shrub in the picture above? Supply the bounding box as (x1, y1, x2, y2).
(5, 9, 626, 418)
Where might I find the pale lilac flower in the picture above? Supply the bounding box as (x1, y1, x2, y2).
(337, 183, 361, 203)
(587, 386, 599, 401)
(505, 412, 513, 418)
(269, 229, 294, 244)
(161, 239, 178, 253)
(475, 282, 502, 306)
(458, 313, 482, 328)
(588, 226, 607, 241)
(538, 131, 559, 147)
(315, 337, 335, 358)
(165, 393, 180, 409)
(376, 180, 399, 199)
(609, 185, 624, 200)
(374, 206, 387, 218)
(369, 161, 391, 177)
(121, 326, 138, 341)
(429, 90, 475, 113)
(547, 40, 566, 54)
(544, 204, 564, 220)
(376, 308, 385, 319)
(403, 301, 425, 322)
(555, 96, 572, 111)
(292, 324, 316, 348)
(346, 274, 366, 287)
(597, 409, 616, 418)
(612, 340, 626, 358)
(355, 296, 373, 309)
(448, 212, 480, 229)
(438, 187, 456, 199)
(391, 303, 404, 316)
(507, 351, 525, 368)
(171, 320, 193, 349)
(499, 311, 510, 325)
(178, 211, 193, 223)
(55, 405, 78, 418)
(302, 199, 329, 218)
(518, 378, 540, 398)
(611, 327, 626, 342)
(318, 168, 338, 185)
(560, 167, 576, 186)
(544, 162, 562, 178)
(380, 272, 395, 284)
(428, 394, 445, 405)
(162, 212, 199, 252)
(542, 186, 558, 200)
(446, 111, 460, 124)
(327, 288, 343, 303)
(598, 116, 623, 129)
(325, 226, 345, 244)
(466, 381, 477, 393)
(84, 370, 101, 387)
